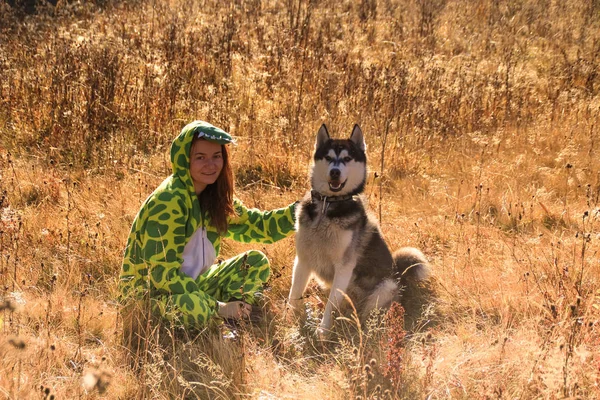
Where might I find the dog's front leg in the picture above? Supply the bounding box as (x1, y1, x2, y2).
(319, 265, 354, 336)
(288, 255, 311, 314)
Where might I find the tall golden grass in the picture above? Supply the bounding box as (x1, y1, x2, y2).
(1, 0, 599, 398)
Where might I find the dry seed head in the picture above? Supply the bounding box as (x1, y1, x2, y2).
(8, 337, 26, 350)
(41, 385, 55, 400)
(0, 299, 16, 312)
(83, 369, 112, 394)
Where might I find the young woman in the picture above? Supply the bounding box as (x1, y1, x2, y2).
(120, 120, 296, 327)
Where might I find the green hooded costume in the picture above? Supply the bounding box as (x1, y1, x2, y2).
(120, 121, 296, 326)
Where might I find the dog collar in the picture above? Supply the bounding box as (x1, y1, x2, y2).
(310, 190, 355, 203)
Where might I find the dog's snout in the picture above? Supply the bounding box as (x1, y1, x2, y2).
(330, 169, 341, 180)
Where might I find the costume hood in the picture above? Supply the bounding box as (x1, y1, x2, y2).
(170, 120, 234, 195)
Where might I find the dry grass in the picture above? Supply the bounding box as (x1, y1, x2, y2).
(1, 0, 600, 398)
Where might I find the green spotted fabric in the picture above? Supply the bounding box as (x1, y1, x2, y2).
(119, 120, 296, 326)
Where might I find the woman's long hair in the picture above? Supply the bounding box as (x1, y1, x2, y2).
(192, 137, 235, 234)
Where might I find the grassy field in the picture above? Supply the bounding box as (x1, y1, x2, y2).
(1, 0, 600, 398)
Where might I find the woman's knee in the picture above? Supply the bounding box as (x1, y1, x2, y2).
(243, 250, 271, 284)
(244, 250, 270, 268)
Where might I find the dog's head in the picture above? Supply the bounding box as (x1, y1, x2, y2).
(310, 124, 367, 196)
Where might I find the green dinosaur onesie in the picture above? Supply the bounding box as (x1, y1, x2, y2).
(120, 121, 296, 326)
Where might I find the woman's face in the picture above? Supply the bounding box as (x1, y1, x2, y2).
(189, 139, 224, 194)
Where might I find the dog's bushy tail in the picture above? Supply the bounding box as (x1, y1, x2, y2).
(393, 247, 430, 283)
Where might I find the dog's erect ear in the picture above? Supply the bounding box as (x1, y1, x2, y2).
(350, 124, 366, 151)
(316, 124, 330, 149)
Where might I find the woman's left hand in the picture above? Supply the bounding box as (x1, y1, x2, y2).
(217, 301, 252, 319)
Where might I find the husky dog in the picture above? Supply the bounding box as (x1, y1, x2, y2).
(288, 124, 430, 334)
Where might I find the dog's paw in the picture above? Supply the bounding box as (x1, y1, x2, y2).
(316, 326, 327, 341)
(287, 297, 303, 311)
(317, 319, 333, 340)
(286, 298, 305, 321)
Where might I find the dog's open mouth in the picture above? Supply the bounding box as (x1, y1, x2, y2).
(328, 180, 347, 192)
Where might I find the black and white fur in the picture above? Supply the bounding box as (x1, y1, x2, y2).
(288, 124, 430, 334)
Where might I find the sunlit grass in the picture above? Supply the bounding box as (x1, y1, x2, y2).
(1, 0, 599, 398)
